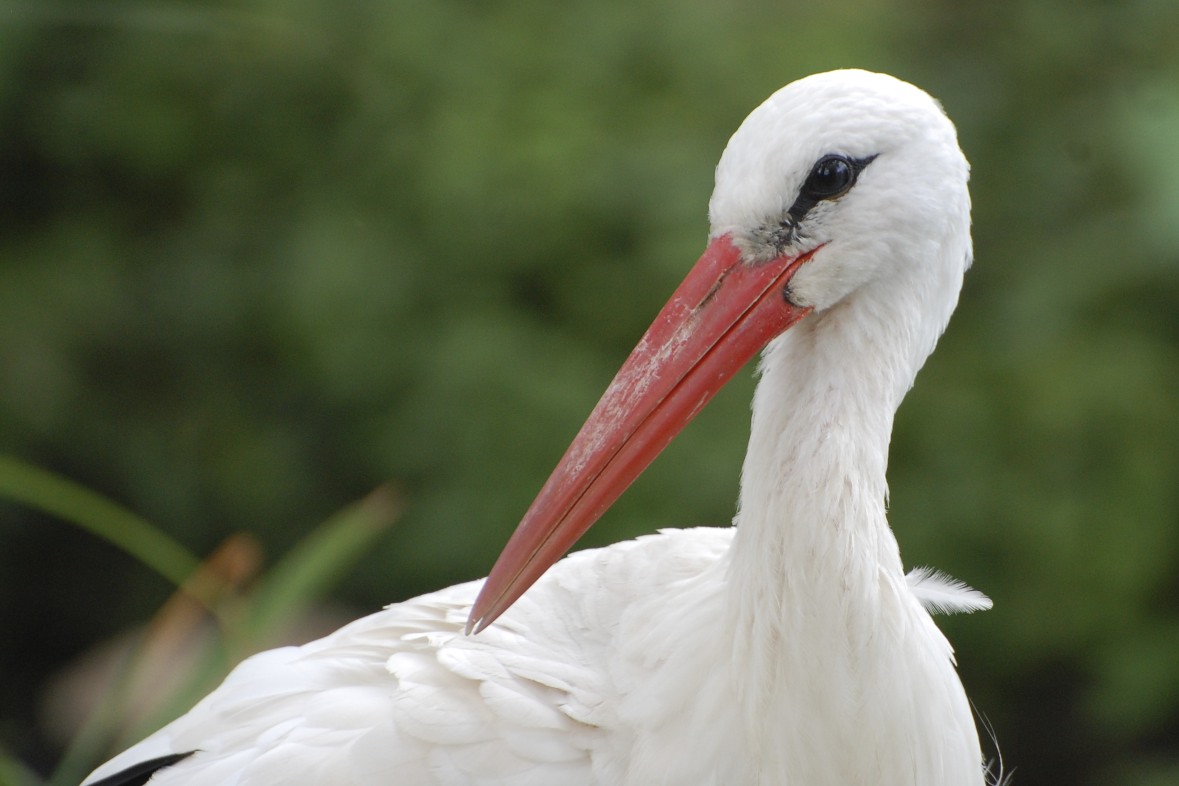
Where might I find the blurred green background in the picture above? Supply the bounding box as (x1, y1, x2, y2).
(1, 0, 1177, 784)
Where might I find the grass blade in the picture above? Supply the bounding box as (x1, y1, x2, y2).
(244, 484, 403, 645)
(0, 456, 198, 588)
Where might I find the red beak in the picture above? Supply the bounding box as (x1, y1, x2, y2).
(467, 234, 815, 633)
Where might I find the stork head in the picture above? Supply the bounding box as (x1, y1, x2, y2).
(468, 69, 971, 633)
(711, 69, 971, 315)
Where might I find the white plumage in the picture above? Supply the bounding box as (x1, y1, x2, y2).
(84, 69, 992, 786)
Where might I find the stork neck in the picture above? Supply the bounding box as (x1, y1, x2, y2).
(736, 297, 916, 560)
(716, 280, 974, 781)
(724, 282, 934, 655)
(718, 288, 930, 773)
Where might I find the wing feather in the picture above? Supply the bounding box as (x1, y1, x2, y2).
(81, 528, 736, 786)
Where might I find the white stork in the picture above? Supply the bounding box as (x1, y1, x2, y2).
(82, 69, 995, 786)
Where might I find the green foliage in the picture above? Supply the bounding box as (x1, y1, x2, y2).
(0, 461, 399, 786)
(0, 457, 199, 588)
(1, 1, 1177, 784)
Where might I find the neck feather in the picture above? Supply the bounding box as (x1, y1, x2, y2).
(722, 277, 944, 746)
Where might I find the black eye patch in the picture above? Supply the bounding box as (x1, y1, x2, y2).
(785, 154, 878, 222)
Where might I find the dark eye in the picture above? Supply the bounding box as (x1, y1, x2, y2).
(801, 154, 857, 200)
(783, 153, 876, 226)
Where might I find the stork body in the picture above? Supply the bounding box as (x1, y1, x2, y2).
(84, 70, 991, 786)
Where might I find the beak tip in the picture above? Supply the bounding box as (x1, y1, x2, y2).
(464, 607, 488, 636)
(466, 586, 505, 635)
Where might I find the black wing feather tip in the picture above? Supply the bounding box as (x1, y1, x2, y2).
(84, 751, 197, 786)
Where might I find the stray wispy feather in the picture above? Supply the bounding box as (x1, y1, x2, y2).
(906, 566, 993, 615)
